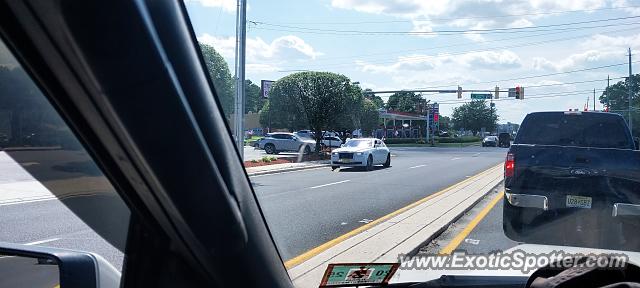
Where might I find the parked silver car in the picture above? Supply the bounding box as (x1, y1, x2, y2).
(256, 132, 316, 154)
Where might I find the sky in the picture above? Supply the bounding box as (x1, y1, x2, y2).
(188, 0, 638, 124)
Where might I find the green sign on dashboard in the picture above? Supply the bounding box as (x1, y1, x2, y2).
(320, 263, 399, 287)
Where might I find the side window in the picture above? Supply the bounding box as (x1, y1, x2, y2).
(0, 39, 129, 274)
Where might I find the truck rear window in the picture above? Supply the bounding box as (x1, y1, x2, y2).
(515, 112, 633, 149)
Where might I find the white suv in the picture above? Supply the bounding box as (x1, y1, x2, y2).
(257, 133, 316, 154)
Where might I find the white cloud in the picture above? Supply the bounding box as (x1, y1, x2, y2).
(532, 50, 614, 71)
(463, 32, 485, 42)
(197, 33, 322, 63)
(186, 0, 237, 12)
(330, 0, 622, 39)
(357, 50, 521, 74)
(611, 0, 640, 15)
(531, 32, 640, 71)
(507, 18, 534, 28)
(410, 20, 436, 38)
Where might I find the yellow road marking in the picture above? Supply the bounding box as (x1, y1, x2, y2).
(438, 191, 504, 255)
(284, 163, 503, 269)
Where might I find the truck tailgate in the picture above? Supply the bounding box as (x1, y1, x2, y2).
(507, 144, 640, 210)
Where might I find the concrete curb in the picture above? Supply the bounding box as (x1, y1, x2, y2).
(246, 163, 331, 176)
(404, 180, 503, 257)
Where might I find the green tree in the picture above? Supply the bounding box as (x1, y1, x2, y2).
(199, 43, 234, 118)
(244, 79, 263, 113)
(451, 100, 498, 135)
(360, 99, 380, 137)
(439, 115, 451, 132)
(363, 88, 384, 108)
(386, 91, 423, 113)
(268, 71, 360, 150)
(600, 74, 640, 136)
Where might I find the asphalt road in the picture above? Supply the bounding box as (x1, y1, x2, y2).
(0, 146, 507, 272)
(0, 198, 125, 271)
(421, 184, 520, 255)
(251, 146, 507, 260)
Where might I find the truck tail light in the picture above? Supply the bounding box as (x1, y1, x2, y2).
(505, 152, 515, 177)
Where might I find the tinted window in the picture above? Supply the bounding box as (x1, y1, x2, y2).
(515, 112, 633, 149)
(0, 39, 128, 273)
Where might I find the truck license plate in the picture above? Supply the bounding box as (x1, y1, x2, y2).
(566, 195, 592, 209)
(341, 159, 351, 163)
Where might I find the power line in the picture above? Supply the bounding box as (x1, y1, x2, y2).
(276, 25, 640, 71)
(524, 77, 625, 88)
(436, 89, 606, 105)
(251, 15, 640, 35)
(250, 5, 640, 25)
(417, 62, 639, 90)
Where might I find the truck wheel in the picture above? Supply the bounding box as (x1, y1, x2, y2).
(264, 144, 275, 154)
(383, 154, 390, 168)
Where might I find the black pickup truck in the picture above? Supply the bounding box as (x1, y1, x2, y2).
(503, 111, 640, 250)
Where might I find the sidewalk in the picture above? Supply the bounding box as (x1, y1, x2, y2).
(245, 160, 330, 176)
(287, 163, 504, 288)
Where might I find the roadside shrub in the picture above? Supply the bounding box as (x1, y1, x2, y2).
(251, 159, 259, 163)
(437, 136, 480, 143)
(383, 138, 422, 144)
(261, 156, 277, 162)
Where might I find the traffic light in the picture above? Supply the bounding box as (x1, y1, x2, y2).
(434, 112, 439, 122)
(457, 86, 462, 99)
(515, 86, 524, 99)
(495, 86, 499, 99)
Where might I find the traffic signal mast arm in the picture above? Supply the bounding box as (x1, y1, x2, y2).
(368, 87, 524, 99)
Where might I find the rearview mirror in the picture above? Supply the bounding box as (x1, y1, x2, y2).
(0, 242, 120, 288)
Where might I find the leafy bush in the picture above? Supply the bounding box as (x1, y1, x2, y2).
(383, 138, 422, 144)
(437, 136, 480, 143)
(261, 156, 277, 163)
(251, 159, 259, 163)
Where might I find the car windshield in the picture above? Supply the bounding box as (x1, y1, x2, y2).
(344, 139, 372, 148)
(4, 1, 640, 287)
(187, 1, 639, 285)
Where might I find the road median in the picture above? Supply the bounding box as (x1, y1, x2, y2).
(287, 163, 504, 288)
(246, 160, 330, 176)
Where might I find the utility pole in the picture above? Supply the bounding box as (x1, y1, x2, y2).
(234, 0, 247, 158)
(593, 89, 596, 111)
(628, 48, 633, 137)
(607, 75, 610, 110)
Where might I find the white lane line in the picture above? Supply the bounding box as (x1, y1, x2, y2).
(249, 166, 326, 178)
(0, 197, 57, 207)
(309, 180, 350, 189)
(24, 238, 60, 246)
(451, 157, 461, 160)
(408, 164, 427, 169)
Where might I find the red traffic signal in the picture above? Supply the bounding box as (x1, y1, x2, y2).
(434, 112, 439, 122)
